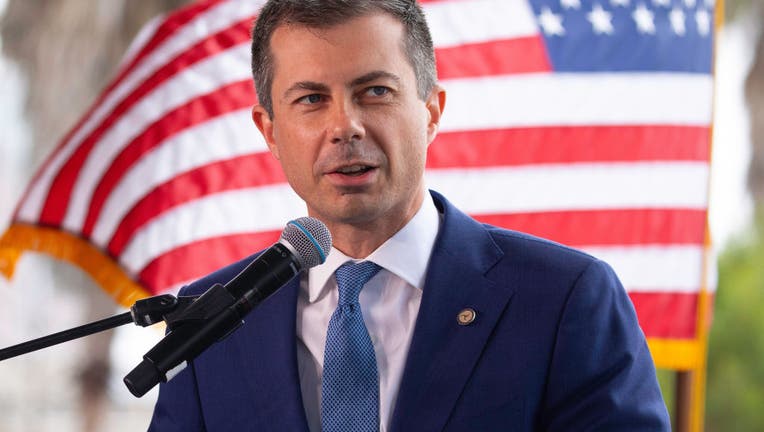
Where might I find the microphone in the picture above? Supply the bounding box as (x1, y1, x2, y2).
(123, 217, 332, 397)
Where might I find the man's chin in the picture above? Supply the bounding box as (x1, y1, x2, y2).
(309, 198, 385, 226)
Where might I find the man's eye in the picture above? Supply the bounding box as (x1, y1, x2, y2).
(366, 86, 390, 97)
(298, 94, 323, 104)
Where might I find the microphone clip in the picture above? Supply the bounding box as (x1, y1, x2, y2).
(158, 284, 236, 331)
(130, 283, 238, 330)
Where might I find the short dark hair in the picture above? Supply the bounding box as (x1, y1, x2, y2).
(251, 0, 437, 118)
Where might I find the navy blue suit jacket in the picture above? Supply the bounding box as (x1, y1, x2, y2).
(149, 191, 670, 431)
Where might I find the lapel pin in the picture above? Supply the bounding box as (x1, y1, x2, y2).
(457, 308, 476, 326)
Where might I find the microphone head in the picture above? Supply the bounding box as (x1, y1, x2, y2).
(281, 217, 332, 269)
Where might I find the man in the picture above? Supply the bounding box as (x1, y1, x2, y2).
(150, 1, 670, 430)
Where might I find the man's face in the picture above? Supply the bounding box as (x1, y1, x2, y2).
(252, 12, 444, 234)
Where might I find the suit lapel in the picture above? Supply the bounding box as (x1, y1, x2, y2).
(390, 192, 515, 432)
(233, 277, 310, 431)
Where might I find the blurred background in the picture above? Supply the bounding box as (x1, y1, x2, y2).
(0, 0, 761, 430)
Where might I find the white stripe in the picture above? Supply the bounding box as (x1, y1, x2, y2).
(425, 162, 709, 213)
(16, 0, 260, 223)
(64, 44, 252, 233)
(424, 0, 539, 48)
(582, 245, 704, 293)
(91, 109, 264, 247)
(120, 184, 305, 274)
(440, 73, 714, 131)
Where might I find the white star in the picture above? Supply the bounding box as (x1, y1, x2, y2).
(684, 0, 697, 7)
(633, 3, 656, 34)
(695, 8, 711, 36)
(670, 7, 686, 35)
(611, 0, 630, 6)
(561, 0, 581, 9)
(652, 0, 671, 7)
(705, 0, 715, 7)
(538, 7, 566, 36)
(587, 4, 614, 35)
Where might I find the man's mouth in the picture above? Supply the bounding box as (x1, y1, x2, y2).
(334, 165, 375, 176)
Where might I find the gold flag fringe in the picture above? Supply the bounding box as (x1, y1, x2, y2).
(0, 223, 150, 308)
(647, 338, 705, 371)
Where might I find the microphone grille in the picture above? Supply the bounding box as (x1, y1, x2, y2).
(281, 217, 332, 269)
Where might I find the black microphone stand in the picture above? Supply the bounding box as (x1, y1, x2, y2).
(0, 293, 194, 361)
(0, 283, 242, 397)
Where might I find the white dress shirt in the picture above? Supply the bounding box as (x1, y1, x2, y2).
(296, 195, 441, 432)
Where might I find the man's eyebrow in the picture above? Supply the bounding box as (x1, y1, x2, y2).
(283, 81, 330, 98)
(350, 71, 401, 87)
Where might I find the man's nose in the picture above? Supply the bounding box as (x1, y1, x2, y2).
(329, 101, 365, 144)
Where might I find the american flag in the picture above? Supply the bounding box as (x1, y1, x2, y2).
(0, 0, 715, 369)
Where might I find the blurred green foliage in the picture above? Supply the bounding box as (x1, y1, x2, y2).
(705, 212, 764, 431)
(657, 369, 676, 423)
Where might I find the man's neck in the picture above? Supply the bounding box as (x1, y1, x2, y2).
(323, 191, 427, 258)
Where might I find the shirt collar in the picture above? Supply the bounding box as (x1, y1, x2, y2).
(307, 193, 440, 302)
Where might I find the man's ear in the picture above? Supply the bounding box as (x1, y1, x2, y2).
(425, 85, 446, 145)
(252, 105, 279, 160)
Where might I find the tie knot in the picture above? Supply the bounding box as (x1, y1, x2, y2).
(334, 261, 381, 305)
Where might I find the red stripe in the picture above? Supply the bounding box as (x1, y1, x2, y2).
(107, 153, 286, 256)
(629, 292, 706, 339)
(39, 17, 253, 226)
(138, 231, 280, 294)
(82, 80, 256, 237)
(436, 37, 551, 79)
(427, 125, 710, 168)
(472, 209, 707, 246)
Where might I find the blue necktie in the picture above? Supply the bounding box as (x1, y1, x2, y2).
(321, 261, 382, 432)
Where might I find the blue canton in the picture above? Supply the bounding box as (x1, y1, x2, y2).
(529, 0, 715, 73)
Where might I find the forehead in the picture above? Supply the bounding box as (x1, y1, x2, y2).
(268, 12, 414, 89)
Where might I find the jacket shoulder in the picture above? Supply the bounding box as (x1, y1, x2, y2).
(482, 224, 599, 277)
